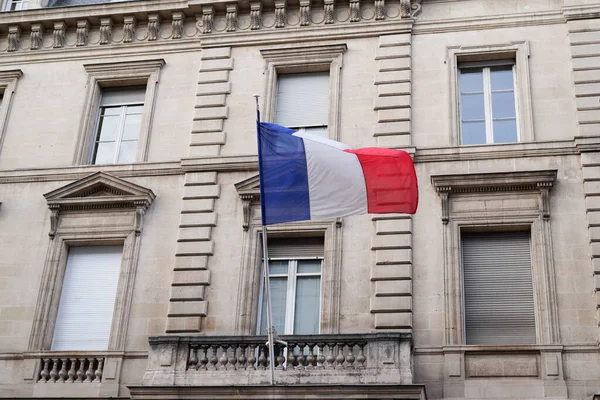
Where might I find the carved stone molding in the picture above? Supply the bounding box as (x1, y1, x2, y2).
(123, 16, 136, 43)
(172, 12, 184, 39)
(300, 0, 311, 26)
(350, 0, 360, 22)
(76, 20, 89, 46)
(324, 0, 334, 24)
(99, 18, 112, 45)
(431, 170, 558, 224)
(226, 4, 238, 32)
(375, 0, 385, 20)
(30, 24, 43, 51)
(275, 0, 287, 28)
(148, 14, 160, 41)
(53, 22, 66, 49)
(7, 26, 20, 52)
(202, 6, 214, 34)
(250, 2, 262, 30)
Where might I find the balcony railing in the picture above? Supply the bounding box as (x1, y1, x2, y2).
(142, 333, 413, 386)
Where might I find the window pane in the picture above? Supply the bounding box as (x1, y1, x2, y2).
(93, 142, 116, 164)
(268, 260, 288, 275)
(491, 92, 516, 119)
(461, 121, 486, 145)
(490, 66, 514, 91)
(493, 119, 518, 143)
(126, 105, 144, 115)
(102, 106, 121, 117)
(297, 260, 321, 274)
(260, 277, 287, 335)
(301, 127, 328, 138)
(459, 69, 483, 93)
(117, 140, 138, 163)
(293, 276, 321, 334)
(122, 113, 142, 140)
(460, 93, 485, 121)
(97, 113, 121, 142)
(275, 72, 329, 128)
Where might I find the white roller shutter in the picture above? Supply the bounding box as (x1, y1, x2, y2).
(462, 231, 536, 345)
(275, 72, 329, 129)
(100, 86, 146, 106)
(51, 246, 123, 351)
(267, 237, 324, 259)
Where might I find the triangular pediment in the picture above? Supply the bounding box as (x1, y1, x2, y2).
(235, 174, 260, 197)
(44, 172, 155, 210)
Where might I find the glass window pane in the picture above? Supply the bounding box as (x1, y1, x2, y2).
(117, 140, 138, 163)
(461, 121, 486, 145)
(293, 276, 321, 334)
(491, 92, 516, 119)
(93, 142, 116, 164)
(493, 119, 518, 143)
(97, 114, 121, 142)
(102, 106, 121, 117)
(460, 94, 485, 121)
(297, 260, 321, 274)
(126, 105, 144, 115)
(490, 66, 515, 91)
(301, 127, 328, 138)
(268, 260, 289, 275)
(122, 113, 142, 140)
(260, 277, 287, 335)
(459, 69, 483, 93)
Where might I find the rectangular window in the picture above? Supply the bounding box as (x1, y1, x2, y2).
(258, 237, 323, 335)
(275, 72, 329, 138)
(459, 60, 518, 145)
(91, 86, 146, 164)
(51, 246, 123, 351)
(461, 231, 536, 345)
(3, 0, 28, 10)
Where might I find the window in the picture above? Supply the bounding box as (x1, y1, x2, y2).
(459, 61, 518, 145)
(275, 72, 329, 137)
(3, 0, 28, 11)
(447, 42, 534, 145)
(91, 86, 145, 164)
(51, 246, 123, 351)
(0, 69, 22, 157)
(461, 231, 536, 345)
(258, 237, 323, 335)
(74, 59, 164, 165)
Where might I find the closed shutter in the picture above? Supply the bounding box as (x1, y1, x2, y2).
(462, 231, 536, 345)
(100, 86, 146, 106)
(267, 237, 324, 259)
(275, 72, 329, 129)
(51, 246, 123, 351)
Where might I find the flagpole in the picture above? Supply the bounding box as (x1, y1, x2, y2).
(254, 94, 276, 386)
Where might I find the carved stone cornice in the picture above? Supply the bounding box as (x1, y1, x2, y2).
(431, 170, 558, 224)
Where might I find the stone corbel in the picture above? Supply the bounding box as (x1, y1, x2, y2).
(410, 0, 423, 18)
(349, 0, 360, 22)
(7, 26, 21, 53)
(324, 0, 334, 24)
(300, 0, 311, 26)
(375, 0, 385, 20)
(538, 182, 553, 221)
(48, 205, 60, 238)
(148, 14, 160, 41)
(436, 187, 451, 225)
(99, 18, 113, 45)
(30, 24, 43, 51)
(275, 0, 287, 28)
(240, 194, 259, 231)
(123, 16, 136, 43)
(226, 4, 238, 32)
(76, 20, 89, 46)
(53, 21, 66, 49)
(172, 12, 184, 39)
(201, 6, 214, 34)
(250, 2, 262, 30)
(134, 206, 146, 236)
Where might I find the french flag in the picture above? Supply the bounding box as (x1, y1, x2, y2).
(257, 122, 418, 225)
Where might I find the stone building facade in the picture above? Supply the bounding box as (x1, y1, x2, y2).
(0, 0, 599, 398)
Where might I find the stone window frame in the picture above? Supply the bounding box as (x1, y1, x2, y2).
(260, 44, 347, 141)
(0, 69, 22, 157)
(431, 170, 560, 346)
(73, 59, 165, 165)
(28, 172, 155, 352)
(234, 176, 343, 335)
(447, 41, 534, 146)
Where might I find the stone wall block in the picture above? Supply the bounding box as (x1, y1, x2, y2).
(175, 240, 215, 256)
(374, 312, 412, 329)
(166, 317, 202, 333)
(199, 58, 234, 72)
(374, 121, 411, 136)
(371, 234, 411, 249)
(375, 218, 412, 234)
(177, 226, 213, 241)
(170, 285, 206, 301)
(184, 172, 218, 186)
(193, 106, 228, 120)
(172, 270, 211, 286)
(371, 265, 412, 280)
(197, 70, 230, 84)
(370, 296, 412, 312)
(190, 132, 227, 146)
(191, 119, 225, 133)
(201, 46, 232, 60)
(167, 301, 208, 317)
(376, 134, 411, 148)
(375, 280, 412, 296)
(196, 94, 227, 107)
(379, 33, 411, 47)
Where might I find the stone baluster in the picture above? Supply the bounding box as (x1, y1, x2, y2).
(316, 343, 325, 369)
(345, 343, 356, 369)
(58, 358, 68, 382)
(335, 343, 345, 369)
(218, 345, 228, 370)
(306, 343, 317, 369)
(95, 359, 103, 382)
(238, 344, 248, 369)
(39, 359, 50, 382)
(189, 347, 198, 369)
(67, 359, 76, 383)
(49, 359, 59, 383)
(295, 343, 306, 370)
(208, 345, 219, 370)
(287, 346, 297, 370)
(247, 344, 257, 370)
(76, 358, 85, 382)
(356, 343, 366, 369)
(84, 358, 95, 382)
(227, 344, 238, 370)
(325, 343, 336, 369)
(198, 345, 209, 370)
(275, 345, 285, 370)
(257, 345, 267, 370)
